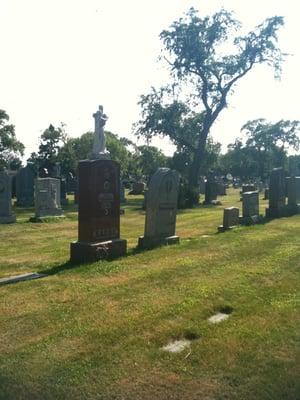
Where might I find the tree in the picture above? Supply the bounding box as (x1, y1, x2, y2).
(242, 119, 300, 178)
(29, 124, 66, 175)
(135, 8, 285, 201)
(136, 145, 168, 181)
(0, 109, 24, 170)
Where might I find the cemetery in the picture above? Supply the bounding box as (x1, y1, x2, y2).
(1, 4, 300, 400)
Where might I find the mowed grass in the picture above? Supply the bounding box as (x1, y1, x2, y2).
(0, 189, 299, 400)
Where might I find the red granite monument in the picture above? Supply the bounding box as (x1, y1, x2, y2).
(70, 106, 127, 263)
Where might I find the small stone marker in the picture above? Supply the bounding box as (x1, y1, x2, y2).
(240, 191, 260, 224)
(31, 178, 64, 220)
(0, 272, 46, 285)
(218, 207, 239, 232)
(162, 339, 190, 353)
(0, 171, 16, 223)
(266, 168, 286, 218)
(138, 168, 180, 249)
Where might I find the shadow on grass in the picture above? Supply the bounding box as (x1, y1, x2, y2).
(38, 260, 76, 276)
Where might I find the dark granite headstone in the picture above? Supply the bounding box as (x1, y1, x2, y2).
(286, 176, 300, 214)
(0, 171, 16, 223)
(204, 174, 218, 204)
(266, 168, 286, 218)
(16, 165, 36, 206)
(70, 159, 127, 263)
(218, 207, 239, 232)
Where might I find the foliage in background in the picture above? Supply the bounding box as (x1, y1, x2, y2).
(0, 109, 24, 171)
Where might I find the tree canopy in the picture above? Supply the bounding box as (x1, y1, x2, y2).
(0, 109, 24, 171)
(135, 7, 285, 201)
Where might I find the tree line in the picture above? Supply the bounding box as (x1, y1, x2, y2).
(1, 7, 300, 199)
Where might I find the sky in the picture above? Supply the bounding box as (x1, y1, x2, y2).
(0, 0, 299, 161)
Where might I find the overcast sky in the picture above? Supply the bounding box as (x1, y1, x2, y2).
(1, 0, 299, 160)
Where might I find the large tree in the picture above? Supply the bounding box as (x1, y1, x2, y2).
(135, 8, 285, 199)
(0, 109, 24, 170)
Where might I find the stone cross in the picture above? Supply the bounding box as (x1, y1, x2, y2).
(90, 105, 109, 159)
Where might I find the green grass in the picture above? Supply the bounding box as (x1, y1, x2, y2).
(0, 189, 299, 400)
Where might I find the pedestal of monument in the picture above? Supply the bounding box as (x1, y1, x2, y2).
(70, 159, 127, 263)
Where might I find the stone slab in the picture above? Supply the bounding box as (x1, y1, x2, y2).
(138, 235, 179, 249)
(162, 339, 190, 353)
(70, 238, 127, 264)
(0, 272, 47, 285)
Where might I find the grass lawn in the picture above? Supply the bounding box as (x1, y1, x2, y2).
(0, 188, 299, 400)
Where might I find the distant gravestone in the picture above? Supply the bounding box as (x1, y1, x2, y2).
(218, 207, 239, 232)
(0, 171, 16, 223)
(204, 174, 218, 204)
(130, 181, 145, 195)
(70, 159, 127, 263)
(217, 182, 227, 196)
(31, 178, 63, 220)
(286, 176, 300, 214)
(241, 191, 260, 224)
(16, 165, 36, 206)
(138, 168, 180, 248)
(266, 168, 286, 218)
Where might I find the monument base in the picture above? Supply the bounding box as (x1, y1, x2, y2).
(265, 207, 287, 219)
(138, 235, 179, 249)
(29, 214, 65, 223)
(217, 225, 236, 233)
(70, 238, 127, 264)
(239, 215, 263, 225)
(0, 214, 16, 224)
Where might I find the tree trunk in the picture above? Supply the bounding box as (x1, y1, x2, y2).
(188, 130, 209, 190)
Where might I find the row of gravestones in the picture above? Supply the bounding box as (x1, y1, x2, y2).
(0, 171, 64, 223)
(70, 161, 180, 263)
(218, 168, 300, 232)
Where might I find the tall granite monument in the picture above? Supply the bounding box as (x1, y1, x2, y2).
(138, 168, 180, 248)
(0, 171, 16, 223)
(16, 164, 36, 206)
(70, 106, 127, 263)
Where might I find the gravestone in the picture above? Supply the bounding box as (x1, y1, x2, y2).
(240, 191, 260, 224)
(120, 180, 126, 203)
(266, 168, 286, 218)
(240, 184, 256, 201)
(204, 174, 218, 204)
(286, 176, 300, 214)
(31, 178, 63, 220)
(217, 182, 227, 196)
(218, 207, 239, 232)
(16, 165, 35, 206)
(0, 171, 16, 223)
(130, 181, 145, 195)
(263, 188, 269, 200)
(138, 168, 180, 248)
(70, 159, 127, 263)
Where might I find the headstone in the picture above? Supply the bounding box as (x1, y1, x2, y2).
(241, 191, 260, 224)
(120, 180, 126, 203)
(217, 182, 227, 196)
(266, 168, 286, 218)
(16, 165, 36, 206)
(130, 181, 145, 195)
(218, 207, 239, 232)
(263, 188, 269, 200)
(31, 178, 64, 220)
(138, 168, 180, 248)
(70, 159, 127, 263)
(204, 173, 218, 204)
(286, 176, 300, 214)
(240, 184, 256, 201)
(0, 171, 16, 223)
